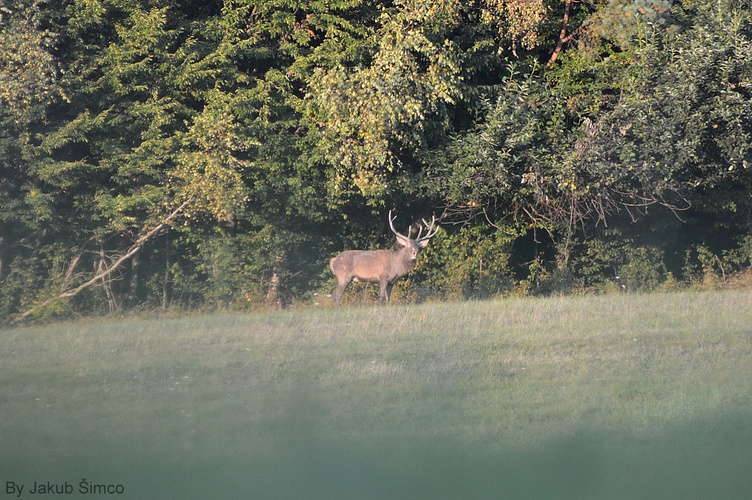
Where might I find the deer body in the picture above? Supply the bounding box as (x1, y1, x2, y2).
(330, 211, 438, 306)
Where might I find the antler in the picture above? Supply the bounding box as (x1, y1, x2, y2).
(419, 215, 439, 243)
(388, 210, 409, 240)
(389, 210, 439, 243)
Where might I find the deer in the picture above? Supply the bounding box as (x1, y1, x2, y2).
(329, 211, 439, 306)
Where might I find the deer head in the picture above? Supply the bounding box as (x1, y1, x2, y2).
(388, 210, 439, 261)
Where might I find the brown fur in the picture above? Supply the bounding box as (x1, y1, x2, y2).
(330, 212, 438, 306)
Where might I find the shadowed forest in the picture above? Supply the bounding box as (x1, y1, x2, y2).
(1, 0, 751, 322)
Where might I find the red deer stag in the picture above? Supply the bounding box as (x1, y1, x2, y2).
(330, 211, 439, 306)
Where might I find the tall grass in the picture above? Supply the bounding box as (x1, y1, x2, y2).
(1, 291, 751, 499)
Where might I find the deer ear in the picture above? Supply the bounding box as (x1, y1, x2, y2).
(395, 234, 410, 247)
(417, 239, 430, 249)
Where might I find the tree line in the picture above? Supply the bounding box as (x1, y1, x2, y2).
(1, 0, 750, 322)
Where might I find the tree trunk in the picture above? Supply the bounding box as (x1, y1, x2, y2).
(265, 250, 286, 309)
(547, 0, 573, 68)
(265, 272, 281, 309)
(162, 232, 171, 310)
(98, 239, 118, 314)
(128, 251, 141, 309)
(0, 232, 4, 282)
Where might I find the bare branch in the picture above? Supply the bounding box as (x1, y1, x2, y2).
(13, 197, 193, 323)
(60, 236, 96, 292)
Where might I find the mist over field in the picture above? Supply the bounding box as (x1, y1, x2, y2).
(2, 291, 751, 499)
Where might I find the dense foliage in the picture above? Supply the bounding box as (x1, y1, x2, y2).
(1, 0, 750, 321)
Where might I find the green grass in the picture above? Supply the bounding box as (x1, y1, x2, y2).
(2, 291, 752, 499)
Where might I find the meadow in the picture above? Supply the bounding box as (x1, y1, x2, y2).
(1, 290, 751, 499)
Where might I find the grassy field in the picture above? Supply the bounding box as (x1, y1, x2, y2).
(2, 291, 752, 499)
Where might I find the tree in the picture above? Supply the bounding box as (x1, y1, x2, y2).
(428, 0, 752, 282)
(305, 0, 557, 205)
(3, 0, 251, 321)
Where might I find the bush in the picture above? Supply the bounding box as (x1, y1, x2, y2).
(574, 229, 669, 293)
(412, 225, 516, 301)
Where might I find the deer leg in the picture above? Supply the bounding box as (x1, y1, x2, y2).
(379, 279, 392, 304)
(333, 276, 352, 307)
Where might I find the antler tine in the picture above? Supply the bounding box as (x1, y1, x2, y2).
(419, 215, 439, 242)
(388, 210, 408, 239)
